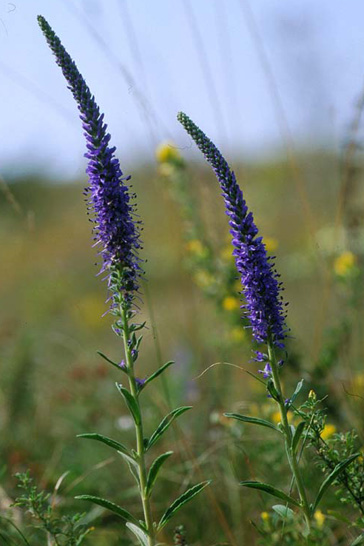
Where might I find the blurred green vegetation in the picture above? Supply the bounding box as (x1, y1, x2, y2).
(1, 152, 364, 545)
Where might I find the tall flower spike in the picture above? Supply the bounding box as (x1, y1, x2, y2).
(38, 16, 143, 312)
(177, 112, 288, 351)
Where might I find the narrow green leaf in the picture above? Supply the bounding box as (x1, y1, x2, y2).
(287, 379, 304, 408)
(119, 452, 140, 485)
(116, 383, 141, 425)
(240, 481, 300, 507)
(126, 523, 150, 546)
(143, 361, 174, 388)
(311, 453, 360, 514)
(225, 413, 279, 432)
(75, 495, 139, 525)
(146, 451, 173, 496)
(292, 422, 306, 453)
(97, 351, 126, 372)
(157, 480, 210, 530)
(77, 433, 132, 457)
(147, 406, 192, 450)
(272, 504, 294, 520)
(350, 533, 364, 546)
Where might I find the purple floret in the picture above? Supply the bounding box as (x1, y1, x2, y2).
(38, 16, 143, 310)
(177, 112, 288, 351)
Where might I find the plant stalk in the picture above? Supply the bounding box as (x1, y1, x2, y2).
(267, 337, 311, 533)
(122, 307, 155, 546)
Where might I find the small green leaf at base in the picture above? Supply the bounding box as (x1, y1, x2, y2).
(225, 413, 279, 432)
(75, 495, 139, 526)
(126, 523, 150, 546)
(311, 453, 360, 514)
(157, 480, 210, 531)
(240, 481, 300, 507)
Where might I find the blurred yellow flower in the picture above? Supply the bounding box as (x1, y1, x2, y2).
(220, 245, 234, 262)
(314, 509, 325, 528)
(73, 295, 105, 330)
(222, 296, 240, 311)
(155, 141, 181, 163)
(229, 326, 245, 343)
(234, 280, 242, 293)
(334, 251, 357, 277)
(352, 373, 364, 391)
(261, 512, 269, 521)
(308, 389, 317, 401)
(158, 163, 175, 177)
(186, 239, 208, 258)
(264, 237, 278, 253)
(321, 423, 336, 440)
(194, 270, 215, 288)
(272, 411, 281, 424)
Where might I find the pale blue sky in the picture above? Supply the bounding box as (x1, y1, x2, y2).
(1, 0, 364, 178)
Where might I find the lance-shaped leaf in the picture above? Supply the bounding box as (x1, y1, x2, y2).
(146, 407, 192, 451)
(272, 504, 294, 520)
(77, 433, 132, 458)
(119, 452, 140, 485)
(146, 451, 173, 497)
(286, 379, 304, 409)
(116, 383, 141, 425)
(75, 495, 139, 526)
(292, 422, 306, 453)
(97, 351, 126, 373)
(225, 413, 279, 432)
(157, 481, 210, 530)
(143, 361, 174, 388)
(126, 523, 150, 546)
(240, 481, 300, 507)
(311, 453, 359, 514)
(350, 533, 364, 546)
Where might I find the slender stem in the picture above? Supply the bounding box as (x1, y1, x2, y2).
(267, 338, 311, 532)
(121, 307, 155, 546)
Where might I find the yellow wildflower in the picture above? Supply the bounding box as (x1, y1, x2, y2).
(222, 296, 240, 311)
(264, 237, 278, 253)
(194, 270, 215, 289)
(334, 251, 357, 277)
(155, 141, 181, 163)
(314, 509, 325, 528)
(234, 280, 242, 293)
(321, 423, 336, 440)
(261, 512, 269, 521)
(352, 373, 364, 391)
(229, 326, 246, 343)
(272, 411, 281, 425)
(220, 245, 234, 262)
(308, 389, 316, 401)
(186, 239, 208, 258)
(73, 295, 105, 330)
(158, 163, 175, 177)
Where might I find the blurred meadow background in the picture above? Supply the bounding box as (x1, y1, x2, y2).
(2, 1, 364, 544)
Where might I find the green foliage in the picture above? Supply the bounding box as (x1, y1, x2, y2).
(11, 472, 92, 545)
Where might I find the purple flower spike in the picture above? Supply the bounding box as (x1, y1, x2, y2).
(177, 112, 288, 351)
(38, 16, 143, 311)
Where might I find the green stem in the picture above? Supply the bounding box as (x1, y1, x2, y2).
(267, 337, 311, 533)
(121, 307, 155, 546)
